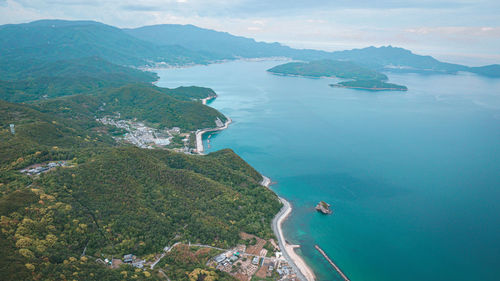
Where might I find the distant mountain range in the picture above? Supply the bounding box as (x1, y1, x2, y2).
(125, 23, 500, 77)
(1, 19, 498, 77)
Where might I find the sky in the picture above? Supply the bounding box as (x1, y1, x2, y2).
(1, 0, 499, 65)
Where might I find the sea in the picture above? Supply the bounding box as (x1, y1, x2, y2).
(155, 60, 500, 281)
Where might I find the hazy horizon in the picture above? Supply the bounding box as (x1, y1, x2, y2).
(1, 0, 499, 66)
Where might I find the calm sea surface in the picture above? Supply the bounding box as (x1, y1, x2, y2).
(156, 60, 500, 281)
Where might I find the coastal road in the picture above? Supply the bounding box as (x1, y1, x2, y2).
(265, 175, 315, 281)
(195, 117, 232, 154)
(188, 243, 275, 260)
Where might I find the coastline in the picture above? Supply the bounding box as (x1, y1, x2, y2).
(262, 176, 316, 281)
(190, 83, 315, 280)
(267, 71, 335, 80)
(143, 56, 290, 72)
(195, 117, 232, 154)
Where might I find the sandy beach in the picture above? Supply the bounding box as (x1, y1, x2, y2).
(201, 95, 216, 105)
(195, 117, 232, 154)
(262, 176, 316, 281)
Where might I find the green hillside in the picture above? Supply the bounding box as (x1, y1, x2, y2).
(0, 145, 280, 280)
(0, 100, 115, 169)
(93, 84, 227, 130)
(0, 20, 211, 67)
(160, 86, 217, 101)
(0, 57, 158, 102)
(0, 92, 279, 280)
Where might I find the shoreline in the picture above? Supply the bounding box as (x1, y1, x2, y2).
(267, 71, 335, 80)
(201, 95, 217, 105)
(143, 56, 290, 72)
(195, 117, 232, 154)
(262, 176, 316, 281)
(190, 83, 315, 280)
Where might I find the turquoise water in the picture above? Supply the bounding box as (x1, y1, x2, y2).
(156, 60, 500, 281)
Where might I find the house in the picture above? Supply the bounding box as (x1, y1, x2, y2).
(229, 255, 238, 263)
(252, 257, 259, 265)
(132, 260, 145, 268)
(214, 254, 226, 264)
(123, 254, 133, 263)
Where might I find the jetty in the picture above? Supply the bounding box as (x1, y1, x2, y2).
(314, 245, 350, 281)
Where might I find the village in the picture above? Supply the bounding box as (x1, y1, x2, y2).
(208, 232, 300, 280)
(97, 115, 193, 153)
(100, 232, 301, 281)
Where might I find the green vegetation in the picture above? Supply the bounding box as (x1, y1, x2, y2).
(0, 20, 211, 67)
(94, 84, 226, 131)
(268, 60, 388, 80)
(0, 100, 115, 168)
(0, 145, 280, 280)
(161, 86, 217, 101)
(0, 56, 158, 102)
(330, 80, 408, 91)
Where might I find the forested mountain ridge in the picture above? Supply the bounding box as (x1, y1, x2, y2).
(0, 20, 212, 67)
(126, 24, 499, 77)
(2, 20, 498, 77)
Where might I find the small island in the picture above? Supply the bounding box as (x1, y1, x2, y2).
(315, 201, 333, 214)
(268, 60, 408, 92)
(330, 79, 408, 91)
(267, 59, 387, 81)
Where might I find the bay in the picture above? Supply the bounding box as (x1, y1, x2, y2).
(156, 60, 500, 281)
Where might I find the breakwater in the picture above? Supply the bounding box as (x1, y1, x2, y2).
(314, 245, 350, 281)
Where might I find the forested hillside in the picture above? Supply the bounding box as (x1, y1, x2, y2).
(0, 92, 280, 280)
(0, 19, 282, 281)
(0, 57, 158, 102)
(0, 20, 211, 66)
